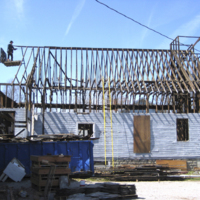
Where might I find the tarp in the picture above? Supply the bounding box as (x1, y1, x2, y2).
(0, 48, 6, 63)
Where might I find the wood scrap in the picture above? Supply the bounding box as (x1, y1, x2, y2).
(94, 164, 186, 181)
(55, 183, 137, 199)
(156, 160, 187, 171)
(0, 133, 93, 143)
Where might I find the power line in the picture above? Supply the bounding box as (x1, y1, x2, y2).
(95, 0, 200, 52)
(95, 0, 174, 41)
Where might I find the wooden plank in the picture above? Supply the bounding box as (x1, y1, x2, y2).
(0, 173, 8, 182)
(31, 161, 70, 168)
(31, 167, 71, 175)
(31, 155, 71, 162)
(134, 115, 150, 153)
(111, 175, 183, 181)
(3, 60, 21, 67)
(156, 160, 187, 171)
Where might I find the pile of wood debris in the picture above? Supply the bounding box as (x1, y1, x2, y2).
(0, 133, 94, 143)
(94, 164, 186, 181)
(55, 182, 137, 200)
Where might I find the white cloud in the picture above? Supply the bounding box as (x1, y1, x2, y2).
(157, 15, 200, 49)
(14, 0, 24, 19)
(65, 0, 86, 36)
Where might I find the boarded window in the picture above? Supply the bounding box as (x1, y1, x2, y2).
(177, 118, 189, 141)
(134, 115, 150, 153)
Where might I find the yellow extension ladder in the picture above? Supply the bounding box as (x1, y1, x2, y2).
(102, 78, 114, 168)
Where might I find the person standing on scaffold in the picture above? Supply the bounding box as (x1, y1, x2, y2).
(7, 41, 17, 61)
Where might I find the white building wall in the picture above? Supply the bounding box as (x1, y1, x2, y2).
(34, 112, 200, 159)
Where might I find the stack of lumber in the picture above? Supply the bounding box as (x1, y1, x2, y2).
(94, 165, 186, 181)
(30, 155, 71, 192)
(55, 182, 137, 200)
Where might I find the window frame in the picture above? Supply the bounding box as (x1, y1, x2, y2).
(0, 111, 15, 135)
(76, 122, 95, 138)
(176, 118, 189, 141)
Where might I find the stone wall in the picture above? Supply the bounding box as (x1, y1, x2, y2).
(95, 159, 200, 171)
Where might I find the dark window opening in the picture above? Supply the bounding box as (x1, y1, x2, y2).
(177, 118, 189, 141)
(78, 123, 93, 137)
(0, 111, 15, 135)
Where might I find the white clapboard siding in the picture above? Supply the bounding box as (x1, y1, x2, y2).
(34, 112, 200, 159)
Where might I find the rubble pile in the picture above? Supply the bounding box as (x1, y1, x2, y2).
(55, 182, 137, 200)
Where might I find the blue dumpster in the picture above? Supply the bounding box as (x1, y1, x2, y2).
(0, 141, 94, 176)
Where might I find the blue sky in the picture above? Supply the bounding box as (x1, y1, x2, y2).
(1, 0, 200, 83)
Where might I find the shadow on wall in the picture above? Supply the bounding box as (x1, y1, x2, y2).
(34, 112, 76, 135)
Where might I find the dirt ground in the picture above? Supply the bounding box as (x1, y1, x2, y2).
(0, 178, 200, 200)
(0, 178, 42, 200)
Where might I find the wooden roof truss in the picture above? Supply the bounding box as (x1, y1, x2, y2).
(1, 38, 200, 113)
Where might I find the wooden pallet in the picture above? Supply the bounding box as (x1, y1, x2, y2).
(31, 155, 71, 168)
(31, 155, 71, 163)
(31, 170, 70, 190)
(31, 155, 71, 193)
(31, 172, 70, 181)
(31, 167, 71, 175)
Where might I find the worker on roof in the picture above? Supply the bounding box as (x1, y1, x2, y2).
(7, 41, 17, 61)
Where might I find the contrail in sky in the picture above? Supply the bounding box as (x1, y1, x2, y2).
(141, 9, 154, 45)
(157, 14, 200, 49)
(65, 0, 86, 36)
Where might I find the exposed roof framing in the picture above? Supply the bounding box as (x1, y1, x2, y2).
(0, 36, 200, 113)
(10, 46, 200, 94)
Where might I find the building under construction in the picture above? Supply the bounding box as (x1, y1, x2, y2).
(0, 36, 200, 169)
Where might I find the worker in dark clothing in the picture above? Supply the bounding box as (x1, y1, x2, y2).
(7, 41, 17, 61)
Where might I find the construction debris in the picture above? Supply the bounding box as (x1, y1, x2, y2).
(0, 158, 26, 182)
(94, 164, 186, 181)
(30, 155, 71, 195)
(156, 160, 187, 171)
(6, 186, 15, 200)
(0, 133, 93, 143)
(55, 182, 137, 200)
(28, 133, 92, 141)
